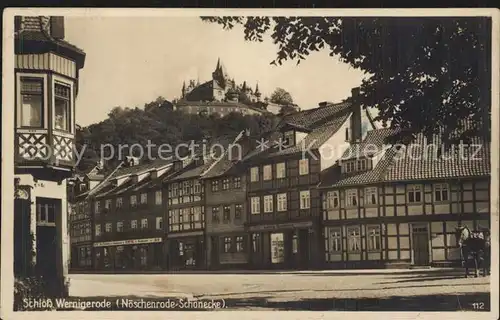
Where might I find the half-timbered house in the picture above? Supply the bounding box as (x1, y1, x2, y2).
(320, 129, 490, 268)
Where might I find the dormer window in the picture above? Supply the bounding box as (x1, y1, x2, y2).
(284, 130, 295, 147)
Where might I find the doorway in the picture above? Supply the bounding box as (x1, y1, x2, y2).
(297, 229, 310, 269)
(412, 224, 430, 266)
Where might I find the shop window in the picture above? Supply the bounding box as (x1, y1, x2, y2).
(252, 233, 260, 253)
(223, 237, 232, 253)
(236, 236, 245, 252)
(235, 204, 243, 219)
(223, 205, 231, 222)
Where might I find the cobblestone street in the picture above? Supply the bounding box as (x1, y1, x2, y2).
(68, 268, 491, 311)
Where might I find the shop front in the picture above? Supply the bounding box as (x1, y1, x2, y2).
(166, 232, 205, 271)
(93, 237, 164, 271)
(248, 221, 322, 270)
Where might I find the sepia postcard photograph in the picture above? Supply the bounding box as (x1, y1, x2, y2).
(1, 8, 499, 320)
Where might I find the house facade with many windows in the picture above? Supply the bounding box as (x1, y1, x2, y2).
(319, 129, 491, 268)
(242, 88, 375, 270)
(89, 157, 172, 271)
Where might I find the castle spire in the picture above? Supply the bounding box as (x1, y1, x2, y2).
(215, 57, 221, 71)
(181, 81, 186, 98)
(255, 82, 260, 94)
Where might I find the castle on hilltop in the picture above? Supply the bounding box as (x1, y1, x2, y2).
(181, 58, 262, 104)
(174, 59, 281, 117)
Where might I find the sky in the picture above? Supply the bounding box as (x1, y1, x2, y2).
(65, 16, 367, 127)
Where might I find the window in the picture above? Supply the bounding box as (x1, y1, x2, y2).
(367, 226, 381, 251)
(233, 177, 241, 188)
(263, 165, 272, 180)
(347, 226, 361, 252)
(284, 131, 294, 146)
(140, 247, 147, 266)
(345, 161, 356, 173)
(299, 159, 309, 175)
(300, 190, 310, 209)
(251, 197, 260, 214)
(357, 159, 367, 171)
(327, 227, 342, 253)
(212, 207, 220, 223)
(223, 237, 232, 253)
(20, 78, 43, 127)
(236, 236, 245, 252)
(116, 197, 123, 208)
(155, 191, 162, 205)
(54, 83, 71, 131)
(105, 223, 112, 233)
(141, 218, 148, 229)
(211, 180, 219, 192)
(235, 204, 243, 219)
(346, 189, 358, 207)
(104, 199, 111, 209)
(364, 187, 377, 205)
(223, 205, 231, 222)
(156, 217, 163, 230)
(117, 221, 124, 232)
(36, 201, 56, 225)
(94, 201, 101, 214)
(345, 126, 350, 142)
(250, 167, 259, 182)
(276, 162, 286, 179)
(407, 185, 422, 203)
(140, 193, 147, 204)
(222, 178, 230, 190)
(277, 193, 287, 211)
(95, 224, 101, 236)
(193, 181, 201, 193)
(130, 195, 137, 207)
(183, 181, 191, 195)
(252, 233, 260, 252)
(326, 191, 339, 209)
(131, 220, 138, 229)
(170, 183, 178, 197)
(434, 183, 449, 202)
(264, 195, 273, 213)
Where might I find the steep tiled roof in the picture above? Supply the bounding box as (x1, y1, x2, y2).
(341, 128, 398, 160)
(383, 134, 490, 181)
(244, 102, 352, 160)
(110, 158, 173, 179)
(319, 130, 490, 189)
(320, 147, 399, 188)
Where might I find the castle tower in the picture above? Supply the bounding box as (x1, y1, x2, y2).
(181, 81, 186, 98)
(255, 83, 262, 101)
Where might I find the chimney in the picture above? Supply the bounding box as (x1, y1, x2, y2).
(350, 87, 362, 143)
(150, 170, 158, 179)
(50, 16, 65, 39)
(131, 174, 139, 184)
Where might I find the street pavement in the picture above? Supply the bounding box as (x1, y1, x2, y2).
(68, 268, 491, 311)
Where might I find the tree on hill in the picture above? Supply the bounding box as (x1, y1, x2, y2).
(270, 87, 294, 105)
(75, 97, 276, 171)
(201, 16, 491, 145)
(278, 104, 298, 116)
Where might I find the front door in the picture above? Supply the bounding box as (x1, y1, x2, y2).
(210, 236, 219, 269)
(412, 224, 430, 266)
(298, 229, 310, 269)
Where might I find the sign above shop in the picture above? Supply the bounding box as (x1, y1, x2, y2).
(93, 237, 162, 247)
(248, 221, 313, 232)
